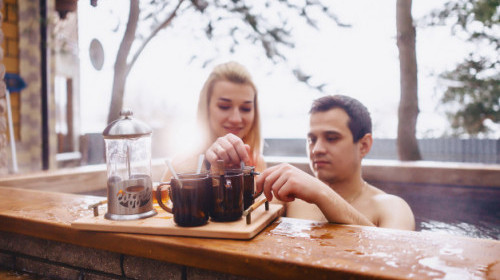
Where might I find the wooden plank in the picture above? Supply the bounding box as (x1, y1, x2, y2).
(0, 165, 108, 193)
(0, 159, 166, 193)
(72, 204, 283, 240)
(0, 186, 499, 280)
(362, 161, 500, 188)
(3, 56, 19, 72)
(2, 21, 18, 38)
(266, 157, 500, 188)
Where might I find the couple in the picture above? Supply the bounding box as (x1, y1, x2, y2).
(162, 61, 415, 230)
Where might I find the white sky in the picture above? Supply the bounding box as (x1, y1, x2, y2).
(77, 0, 495, 154)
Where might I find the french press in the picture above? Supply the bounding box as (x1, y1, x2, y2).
(102, 109, 157, 220)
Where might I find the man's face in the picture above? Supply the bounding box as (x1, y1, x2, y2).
(307, 108, 362, 184)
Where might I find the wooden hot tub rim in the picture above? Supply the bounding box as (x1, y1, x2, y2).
(0, 186, 499, 280)
(0, 157, 498, 193)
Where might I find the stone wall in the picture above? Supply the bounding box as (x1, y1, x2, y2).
(0, 231, 255, 280)
(0, 0, 44, 174)
(0, 0, 65, 174)
(0, 0, 8, 175)
(16, 0, 43, 172)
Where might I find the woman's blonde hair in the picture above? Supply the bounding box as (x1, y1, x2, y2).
(196, 61, 262, 162)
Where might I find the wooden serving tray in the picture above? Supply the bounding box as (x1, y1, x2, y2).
(72, 203, 284, 240)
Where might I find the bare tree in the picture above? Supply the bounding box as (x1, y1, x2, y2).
(107, 0, 347, 124)
(396, 0, 422, 160)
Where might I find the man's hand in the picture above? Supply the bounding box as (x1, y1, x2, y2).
(256, 163, 326, 204)
(256, 163, 375, 227)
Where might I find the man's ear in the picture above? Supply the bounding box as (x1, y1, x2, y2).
(358, 133, 373, 158)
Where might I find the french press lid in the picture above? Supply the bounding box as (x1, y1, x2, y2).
(102, 109, 152, 139)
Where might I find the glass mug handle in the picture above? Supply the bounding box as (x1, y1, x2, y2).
(252, 171, 262, 199)
(156, 182, 172, 213)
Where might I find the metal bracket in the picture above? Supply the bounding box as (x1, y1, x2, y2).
(88, 200, 107, 217)
(243, 199, 269, 225)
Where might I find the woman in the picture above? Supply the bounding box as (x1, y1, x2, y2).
(162, 61, 265, 181)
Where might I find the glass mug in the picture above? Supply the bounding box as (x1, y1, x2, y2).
(242, 166, 260, 210)
(210, 170, 244, 222)
(156, 173, 212, 227)
(224, 166, 260, 210)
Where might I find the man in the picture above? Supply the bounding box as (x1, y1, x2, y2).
(256, 95, 415, 230)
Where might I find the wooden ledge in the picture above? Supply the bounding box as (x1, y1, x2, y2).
(265, 156, 500, 188)
(0, 186, 499, 279)
(0, 159, 167, 194)
(2, 158, 498, 194)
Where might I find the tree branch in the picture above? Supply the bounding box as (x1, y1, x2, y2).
(126, 0, 186, 76)
(116, 0, 139, 73)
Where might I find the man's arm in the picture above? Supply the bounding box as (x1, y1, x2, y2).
(256, 163, 374, 226)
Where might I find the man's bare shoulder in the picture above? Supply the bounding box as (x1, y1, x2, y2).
(357, 184, 414, 230)
(372, 193, 410, 209)
(364, 184, 407, 206)
(370, 189, 415, 230)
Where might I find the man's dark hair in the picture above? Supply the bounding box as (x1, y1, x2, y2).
(309, 95, 372, 142)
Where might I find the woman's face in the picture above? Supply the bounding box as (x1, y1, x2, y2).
(208, 80, 256, 139)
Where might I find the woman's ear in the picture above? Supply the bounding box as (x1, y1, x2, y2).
(358, 133, 373, 158)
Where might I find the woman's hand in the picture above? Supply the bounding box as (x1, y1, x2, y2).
(205, 133, 251, 168)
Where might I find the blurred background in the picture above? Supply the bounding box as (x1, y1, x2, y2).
(0, 0, 498, 172)
(77, 0, 500, 164)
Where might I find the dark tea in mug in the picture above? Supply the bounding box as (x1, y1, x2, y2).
(169, 174, 211, 227)
(210, 170, 244, 222)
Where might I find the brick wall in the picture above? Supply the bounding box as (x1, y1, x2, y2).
(1, 0, 21, 143)
(0, 231, 256, 280)
(15, 0, 43, 172)
(0, 0, 8, 175)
